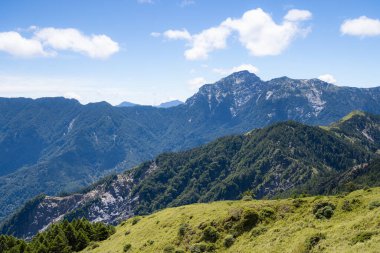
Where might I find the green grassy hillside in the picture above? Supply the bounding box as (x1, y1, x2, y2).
(82, 188, 380, 253)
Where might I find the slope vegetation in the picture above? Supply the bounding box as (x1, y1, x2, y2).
(82, 188, 380, 253)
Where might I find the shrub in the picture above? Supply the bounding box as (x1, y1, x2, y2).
(352, 231, 376, 244)
(163, 245, 175, 253)
(178, 223, 189, 237)
(313, 202, 335, 219)
(131, 216, 141, 225)
(369, 201, 380, 210)
(306, 233, 326, 251)
(202, 226, 219, 243)
(242, 195, 253, 201)
(240, 209, 259, 231)
(351, 198, 361, 205)
(125, 230, 131, 236)
(341, 200, 352, 212)
(190, 243, 207, 253)
(123, 243, 132, 252)
(292, 199, 306, 208)
(259, 207, 275, 220)
(223, 235, 235, 248)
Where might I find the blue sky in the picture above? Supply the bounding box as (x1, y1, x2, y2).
(0, 0, 379, 105)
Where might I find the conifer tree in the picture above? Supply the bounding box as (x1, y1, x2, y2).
(75, 229, 90, 251)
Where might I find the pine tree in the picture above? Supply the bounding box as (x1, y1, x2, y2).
(64, 223, 78, 248)
(36, 244, 48, 253)
(49, 232, 71, 253)
(94, 223, 110, 241)
(75, 229, 90, 251)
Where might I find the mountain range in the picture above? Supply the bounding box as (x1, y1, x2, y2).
(116, 100, 184, 108)
(2, 111, 379, 238)
(1, 71, 380, 224)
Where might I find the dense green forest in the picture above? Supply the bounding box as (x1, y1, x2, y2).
(0, 219, 114, 253)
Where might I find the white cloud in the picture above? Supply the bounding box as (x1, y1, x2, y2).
(184, 26, 231, 60)
(318, 74, 337, 84)
(0, 31, 50, 57)
(284, 9, 312, 22)
(223, 8, 311, 57)
(159, 8, 312, 60)
(341, 16, 380, 37)
(0, 27, 119, 59)
(35, 28, 119, 59)
(213, 64, 259, 75)
(188, 77, 206, 90)
(163, 29, 192, 40)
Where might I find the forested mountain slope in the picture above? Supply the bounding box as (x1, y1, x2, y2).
(2, 111, 379, 238)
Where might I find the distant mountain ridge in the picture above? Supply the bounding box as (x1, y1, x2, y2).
(157, 100, 184, 108)
(117, 100, 184, 108)
(1, 71, 380, 222)
(116, 101, 139, 107)
(2, 111, 380, 238)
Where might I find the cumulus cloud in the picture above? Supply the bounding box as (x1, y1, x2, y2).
(35, 28, 119, 59)
(159, 8, 312, 60)
(163, 29, 192, 40)
(0, 27, 119, 59)
(188, 77, 206, 90)
(223, 8, 311, 57)
(284, 9, 312, 22)
(213, 64, 259, 75)
(318, 74, 337, 84)
(185, 26, 231, 60)
(341, 16, 380, 37)
(0, 31, 50, 57)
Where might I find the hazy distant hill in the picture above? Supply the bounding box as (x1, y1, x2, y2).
(116, 101, 139, 107)
(157, 100, 184, 108)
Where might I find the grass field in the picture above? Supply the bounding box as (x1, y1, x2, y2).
(82, 188, 380, 253)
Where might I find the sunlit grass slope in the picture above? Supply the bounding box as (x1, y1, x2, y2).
(82, 188, 380, 253)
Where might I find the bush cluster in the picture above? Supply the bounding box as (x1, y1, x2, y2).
(202, 226, 219, 243)
(305, 233, 326, 251)
(123, 243, 132, 252)
(313, 202, 336, 219)
(223, 235, 235, 248)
